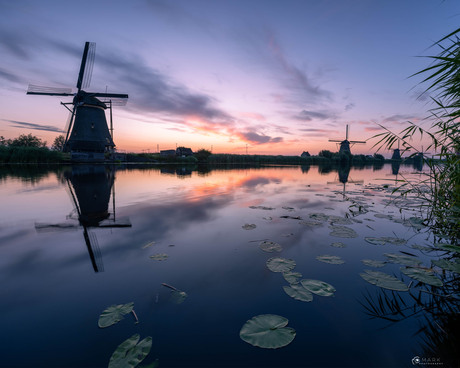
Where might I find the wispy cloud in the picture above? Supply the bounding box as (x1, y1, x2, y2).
(236, 130, 283, 144)
(5, 120, 64, 133)
(293, 109, 335, 121)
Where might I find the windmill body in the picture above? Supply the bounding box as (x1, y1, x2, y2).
(328, 124, 365, 154)
(27, 42, 128, 162)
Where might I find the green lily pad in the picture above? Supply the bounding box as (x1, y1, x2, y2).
(239, 314, 296, 349)
(266, 257, 296, 273)
(330, 242, 346, 248)
(360, 269, 408, 291)
(282, 271, 302, 284)
(329, 225, 358, 238)
(249, 205, 275, 210)
(400, 267, 443, 287)
(170, 290, 188, 304)
(328, 215, 353, 225)
(242, 224, 257, 230)
(434, 243, 460, 253)
(283, 284, 313, 302)
(301, 279, 336, 297)
(259, 241, 283, 253)
(309, 213, 329, 222)
(98, 302, 134, 328)
(432, 259, 460, 274)
(150, 253, 168, 261)
(316, 255, 345, 265)
(361, 259, 386, 268)
(299, 219, 324, 227)
(108, 334, 152, 368)
(410, 243, 433, 251)
(384, 253, 422, 267)
(364, 237, 387, 245)
(382, 237, 407, 246)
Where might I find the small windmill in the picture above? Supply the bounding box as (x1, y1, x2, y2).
(27, 42, 128, 161)
(329, 124, 366, 154)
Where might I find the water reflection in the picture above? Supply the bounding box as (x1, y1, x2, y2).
(35, 165, 131, 272)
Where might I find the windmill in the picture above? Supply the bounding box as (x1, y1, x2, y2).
(35, 166, 131, 272)
(27, 42, 128, 162)
(329, 124, 366, 154)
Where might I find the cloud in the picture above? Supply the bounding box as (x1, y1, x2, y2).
(236, 130, 283, 145)
(5, 120, 64, 133)
(0, 68, 23, 83)
(344, 103, 355, 111)
(293, 109, 334, 121)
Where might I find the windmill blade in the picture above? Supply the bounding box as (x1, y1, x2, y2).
(76, 42, 96, 90)
(90, 92, 128, 99)
(349, 140, 366, 144)
(328, 139, 342, 142)
(27, 84, 73, 96)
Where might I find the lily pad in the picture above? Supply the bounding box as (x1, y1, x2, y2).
(434, 243, 460, 253)
(432, 259, 460, 274)
(360, 269, 408, 291)
(400, 267, 443, 287)
(266, 257, 296, 273)
(316, 255, 345, 265)
(299, 219, 324, 227)
(283, 284, 313, 302)
(330, 242, 346, 248)
(108, 334, 152, 368)
(301, 279, 336, 297)
(282, 271, 302, 284)
(382, 237, 407, 246)
(142, 241, 156, 249)
(239, 314, 296, 349)
(242, 223, 257, 230)
(384, 253, 422, 267)
(249, 205, 275, 210)
(170, 290, 188, 304)
(309, 213, 329, 222)
(150, 253, 168, 261)
(364, 237, 387, 245)
(328, 215, 353, 225)
(259, 240, 283, 253)
(329, 225, 358, 238)
(361, 259, 386, 268)
(98, 302, 134, 328)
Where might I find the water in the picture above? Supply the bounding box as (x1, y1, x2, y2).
(0, 163, 448, 367)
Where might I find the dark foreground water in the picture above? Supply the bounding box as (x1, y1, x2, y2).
(0, 164, 456, 367)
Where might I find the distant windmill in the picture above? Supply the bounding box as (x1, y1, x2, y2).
(27, 42, 128, 162)
(329, 124, 366, 154)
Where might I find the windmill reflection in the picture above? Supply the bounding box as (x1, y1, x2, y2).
(35, 165, 131, 272)
(326, 165, 363, 197)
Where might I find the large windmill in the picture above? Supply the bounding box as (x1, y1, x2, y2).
(27, 42, 128, 162)
(329, 124, 366, 154)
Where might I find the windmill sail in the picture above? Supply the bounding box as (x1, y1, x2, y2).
(27, 41, 128, 162)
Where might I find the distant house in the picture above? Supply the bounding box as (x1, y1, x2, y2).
(300, 151, 311, 158)
(176, 147, 194, 157)
(160, 149, 176, 156)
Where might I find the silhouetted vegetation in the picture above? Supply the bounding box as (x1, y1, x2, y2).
(0, 134, 67, 163)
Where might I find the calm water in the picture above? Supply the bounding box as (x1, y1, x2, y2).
(0, 163, 446, 367)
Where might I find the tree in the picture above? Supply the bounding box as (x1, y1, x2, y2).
(194, 148, 212, 162)
(51, 135, 66, 151)
(9, 134, 46, 148)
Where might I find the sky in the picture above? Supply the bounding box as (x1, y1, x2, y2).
(0, 0, 459, 156)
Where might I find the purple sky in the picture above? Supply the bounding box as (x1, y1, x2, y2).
(0, 0, 458, 155)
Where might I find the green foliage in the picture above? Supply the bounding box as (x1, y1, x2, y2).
(372, 28, 460, 242)
(51, 135, 65, 151)
(9, 133, 46, 147)
(194, 148, 212, 162)
(319, 150, 333, 159)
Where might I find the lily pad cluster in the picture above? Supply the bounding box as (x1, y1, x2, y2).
(316, 255, 345, 265)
